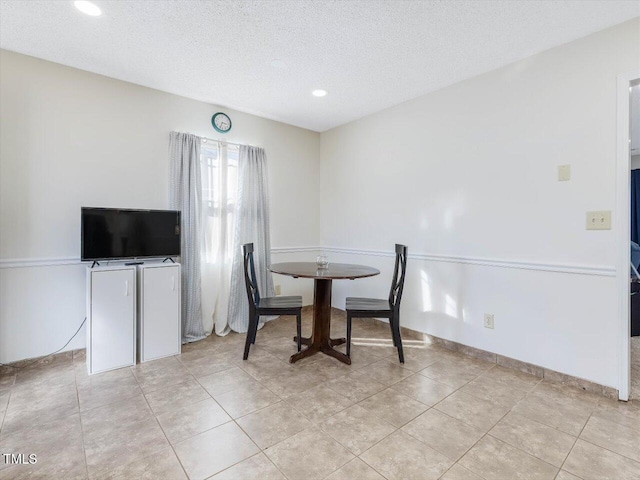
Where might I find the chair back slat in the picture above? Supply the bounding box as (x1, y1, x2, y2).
(388, 244, 408, 308)
(242, 243, 260, 309)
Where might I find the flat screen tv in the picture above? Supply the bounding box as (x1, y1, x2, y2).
(81, 207, 181, 261)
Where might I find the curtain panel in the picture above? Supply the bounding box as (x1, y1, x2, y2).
(226, 145, 276, 333)
(169, 131, 206, 343)
(201, 142, 239, 336)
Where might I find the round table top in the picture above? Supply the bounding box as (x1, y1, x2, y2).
(269, 262, 380, 280)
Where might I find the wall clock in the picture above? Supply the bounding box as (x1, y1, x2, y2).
(212, 112, 232, 133)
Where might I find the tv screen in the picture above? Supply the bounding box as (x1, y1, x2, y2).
(81, 208, 181, 261)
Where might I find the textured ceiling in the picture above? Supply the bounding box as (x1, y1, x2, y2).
(0, 0, 638, 132)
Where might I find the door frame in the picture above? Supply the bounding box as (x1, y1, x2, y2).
(616, 72, 640, 401)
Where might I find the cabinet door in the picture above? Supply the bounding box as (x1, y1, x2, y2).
(142, 266, 180, 360)
(91, 269, 135, 373)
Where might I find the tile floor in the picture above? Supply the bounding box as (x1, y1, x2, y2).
(1, 310, 639, 480)
(631, 336, 640, 400)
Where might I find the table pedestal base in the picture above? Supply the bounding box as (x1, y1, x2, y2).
(289, 278, 351, 365)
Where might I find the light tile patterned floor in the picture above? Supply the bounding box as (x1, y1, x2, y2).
(1, 310, 640, 479)
(631, 336, 640, 400)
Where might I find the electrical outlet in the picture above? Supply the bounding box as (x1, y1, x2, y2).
(274, 285, 281, 295)
(484, 314, 494, 329)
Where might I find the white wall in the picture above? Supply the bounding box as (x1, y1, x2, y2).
(320, 19, 640, 389)
(0, 50, 320, 363)
(632, 84, 640, 169)
(631, 83, 640, 159)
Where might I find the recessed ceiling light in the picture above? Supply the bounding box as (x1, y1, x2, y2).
(74, 1, 102, 16)
(312, 89, 327, 97)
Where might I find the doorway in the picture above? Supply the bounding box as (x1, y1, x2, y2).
(616, 72, 640, 401)
(630, 79, 640, 399)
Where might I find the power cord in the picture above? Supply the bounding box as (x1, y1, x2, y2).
(0, 317, 87, 369)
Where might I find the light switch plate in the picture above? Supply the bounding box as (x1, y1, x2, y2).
(558, 165, 571, 181)
(484, 314, 494, 329)
(586, 211, 611, 230)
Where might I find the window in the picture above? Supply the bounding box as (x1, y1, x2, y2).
(200, 139, 239, 264)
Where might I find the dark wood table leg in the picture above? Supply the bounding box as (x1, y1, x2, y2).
(321, 345, 351, 364)
(289, 345, 319, 363)
(289, 278, 351, 365)
(293, 336, 311, 346)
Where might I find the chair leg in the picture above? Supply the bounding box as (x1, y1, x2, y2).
(388, 320, 397, 347)
(243, 315, 256, 360)
(346, 312, 352, 358)
(393, 314, 404, 364)
(388, 318, 398, 351)
(296, 311, 302, 352)
(251, 314, 259, 344)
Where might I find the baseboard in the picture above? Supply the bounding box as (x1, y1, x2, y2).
(3, 308, 618, 400)
(365, 317, 618, 399)
(0, 349, 83, 376)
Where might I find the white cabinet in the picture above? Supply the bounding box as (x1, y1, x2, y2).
(137, 263, 181, 362)
(87, 266, 136, 374)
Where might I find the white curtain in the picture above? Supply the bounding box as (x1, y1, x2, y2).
(200, 141, 239, 336)
(226, 146, 275, 333)
(169, 132, 206, 343)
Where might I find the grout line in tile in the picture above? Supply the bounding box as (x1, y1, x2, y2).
(261, 450, 290, 480)
(554, 465, 585, 480)
(418, 365, 490, 391)
(200, 451, 283, 480)
(539, 378, 595, 478)
(0, 389, 10, 436)
(230, 416, 285, 478)
(436, 461, 490, 480)
(575, 436, 640, 466)
(407, 395, 502, 478)
(139, 384, 192, 480)
(448, 409, 513, 479)
(433, 377, 555, 479)
(485, 403, 580, 458)
(437, 463, 489, 480)
(558, 438, 587, 480)
(355, 426, 407, 477)
(187, 364, 268, 427)
(399, 406, 473, 457)
(74, 371, 91, 480)
(182, 419, 255, 477)
(487, 432, 563, 470)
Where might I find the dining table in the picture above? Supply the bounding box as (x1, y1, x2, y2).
(269, 262, 380, 365)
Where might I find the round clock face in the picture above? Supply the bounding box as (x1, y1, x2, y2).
(212, 112, 232, 133)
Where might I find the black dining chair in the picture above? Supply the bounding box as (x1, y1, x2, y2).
(242, 243, 303, 360)
(345, 244, 408, 363)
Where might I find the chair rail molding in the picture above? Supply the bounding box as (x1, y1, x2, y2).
(0, 257, 82, 268)
(320, 246, 615, 277)
(270, 246, 321, 254)
(1, 246, 616, 277)
(0, 247, 322, 269)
